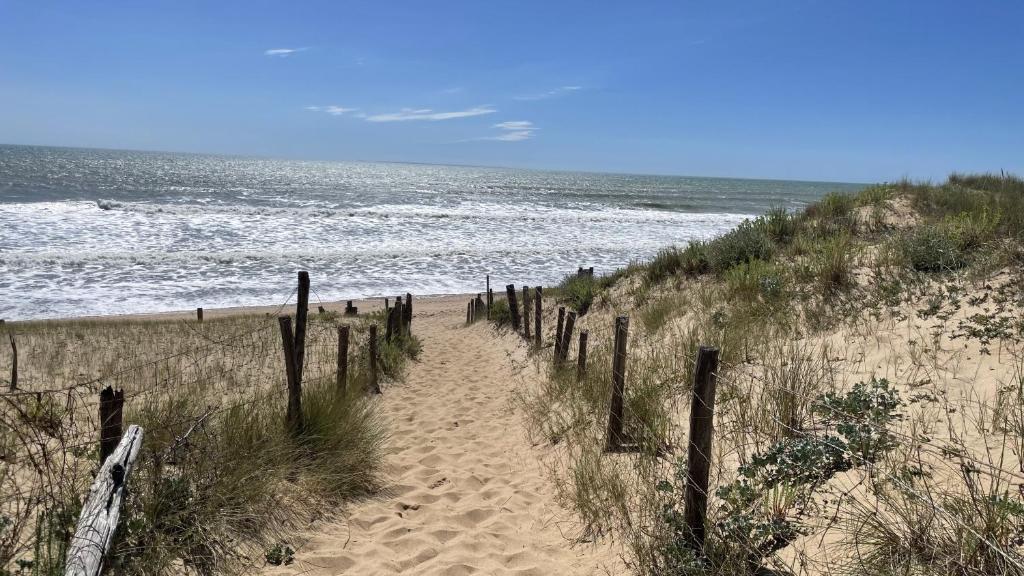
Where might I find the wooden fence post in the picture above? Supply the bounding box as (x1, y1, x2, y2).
(522, 286, 531, 341)
(404, 292, 413, 332)
(98, 386, 124, 463)
(605, 316, 629, 451)
(683, 346, 720, 552)
(278, 316, 302, 434)
(558, 311, 577, 363)
(466, 300, 472, 324)
(7, 329, 16, 391)
(345, 300, 358, 316)
(577, 330, 589, 381)
(196, 307, 203, 323)
(555, 307, 565, 357)
(384, 297, 389, 312)
(534, 286, 542, 348)
(394, 297, 404, 338)
(368, 325, 381, 394)
(294, 271, 310, 384)
(487, 289, 494, 318)
(506, 284, 521, 331)
(337, 325, 350, 391)
(64, 424, 143, 576)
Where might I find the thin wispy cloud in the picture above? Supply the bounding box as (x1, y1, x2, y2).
(365, 106, 495, 122)
(265, 47, 308, 57)
(306, 105, 358, 116)
(513, 85, 582, 101)
(480, 120, 537, 141)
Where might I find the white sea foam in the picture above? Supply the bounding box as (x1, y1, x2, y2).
(0, 199, 751, 319)
(0, 148, 859, 320)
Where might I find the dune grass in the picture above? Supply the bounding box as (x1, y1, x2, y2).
(1, 307, 417, 574)
(516, 172, 1024, 575)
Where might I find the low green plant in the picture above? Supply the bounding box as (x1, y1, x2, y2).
(488, 299, 512, 329)
(706, 221, 775, 274)
(656, 378, 903, 575)
(557, 274, 597, 315)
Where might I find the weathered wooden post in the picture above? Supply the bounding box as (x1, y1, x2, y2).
(605, 316, 629, 451)
(318, 305, 326, 315)
(555, 307, 565, 357)
(404, 292, 413, 332)
(337, 325, 350, 391)
(7, 328, 16, 391)
(368, 325, 381, 394)
(65, 424, 143, 576)
(345, 300, 358, 316)
(577, 330, 589, 381)
(487, 289, 494, 319)
(294, 271, 310, 384)
(683, 346, 720, 553)
(278, 316, 302, 434)
(196, 307, 203, 323)
(506, 284, 521, 331)
(587, 266, 594, 277)
(522, 286, 531, 341)
(98, 386, 124, 463)
(466, 300, 472, 324)
(558, 311, 577, 363)
(384, 297, 390, 312)
(534, 286, 542, 348)
(394, 296, 404, 337)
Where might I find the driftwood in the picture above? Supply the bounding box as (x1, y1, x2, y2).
(64, 424, 144, 576)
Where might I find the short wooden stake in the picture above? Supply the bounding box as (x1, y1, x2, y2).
(278, 316, 302, 434)
(605, 316, 629, 451)
(404, 292, 413, 332)
(98, 386, 124, 463)
(522, 286, 531, 341)
(384, 297, 390, 312)
(534, 286, 542, 348)
(337, 325, 350, 391)
(294, 271, 310, 384)
(555, 307, 565, 358)
(368, 325, 381, 394)
(683, 346, 720, 552)
(559, 311, 577, 363)
(506, 284, 521, 331)
(577, 330, 589, 381)
(7, 329, 16, 391)
(394, 297, 404, 338)
(345, 300, 358, 316)
(196, 307, 203, 323)
(467, 300, 473, 324)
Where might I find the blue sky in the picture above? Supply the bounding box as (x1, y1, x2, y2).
(0, 1, 1021, 182)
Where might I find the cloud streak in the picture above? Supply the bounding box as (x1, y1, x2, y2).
(481, 120, 537, 141)
(306, 105, 358, 116)
(513, 85, 582, 101)
(365, 106, 495, 122)
(265, 47, 308, 57)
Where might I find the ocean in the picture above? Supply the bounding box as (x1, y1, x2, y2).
(0, 145, 864, 320)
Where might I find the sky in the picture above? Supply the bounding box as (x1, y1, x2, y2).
(0, 0, 1022, 183)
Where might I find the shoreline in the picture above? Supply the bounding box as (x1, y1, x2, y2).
(6, 291, 481, 324)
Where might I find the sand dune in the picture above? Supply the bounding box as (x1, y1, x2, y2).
(263, 296, 623, 575)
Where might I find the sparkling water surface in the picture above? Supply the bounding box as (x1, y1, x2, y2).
(0, 145, 863, 319)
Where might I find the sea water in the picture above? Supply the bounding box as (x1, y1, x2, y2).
(0, 145, 863, 319)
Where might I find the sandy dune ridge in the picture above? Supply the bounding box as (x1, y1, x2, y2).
(263, 296, 624, 575)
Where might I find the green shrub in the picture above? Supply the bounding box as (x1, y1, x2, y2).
(706, 221, 775, 273)
(754, 206, 799, 245)
(557, 274, 596, 315)
(722, 259, 786, 302)
(488, 299, 511, 329)
(898, 224, 967, 272)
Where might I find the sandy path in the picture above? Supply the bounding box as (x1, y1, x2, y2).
(264, 297, 623, 575)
